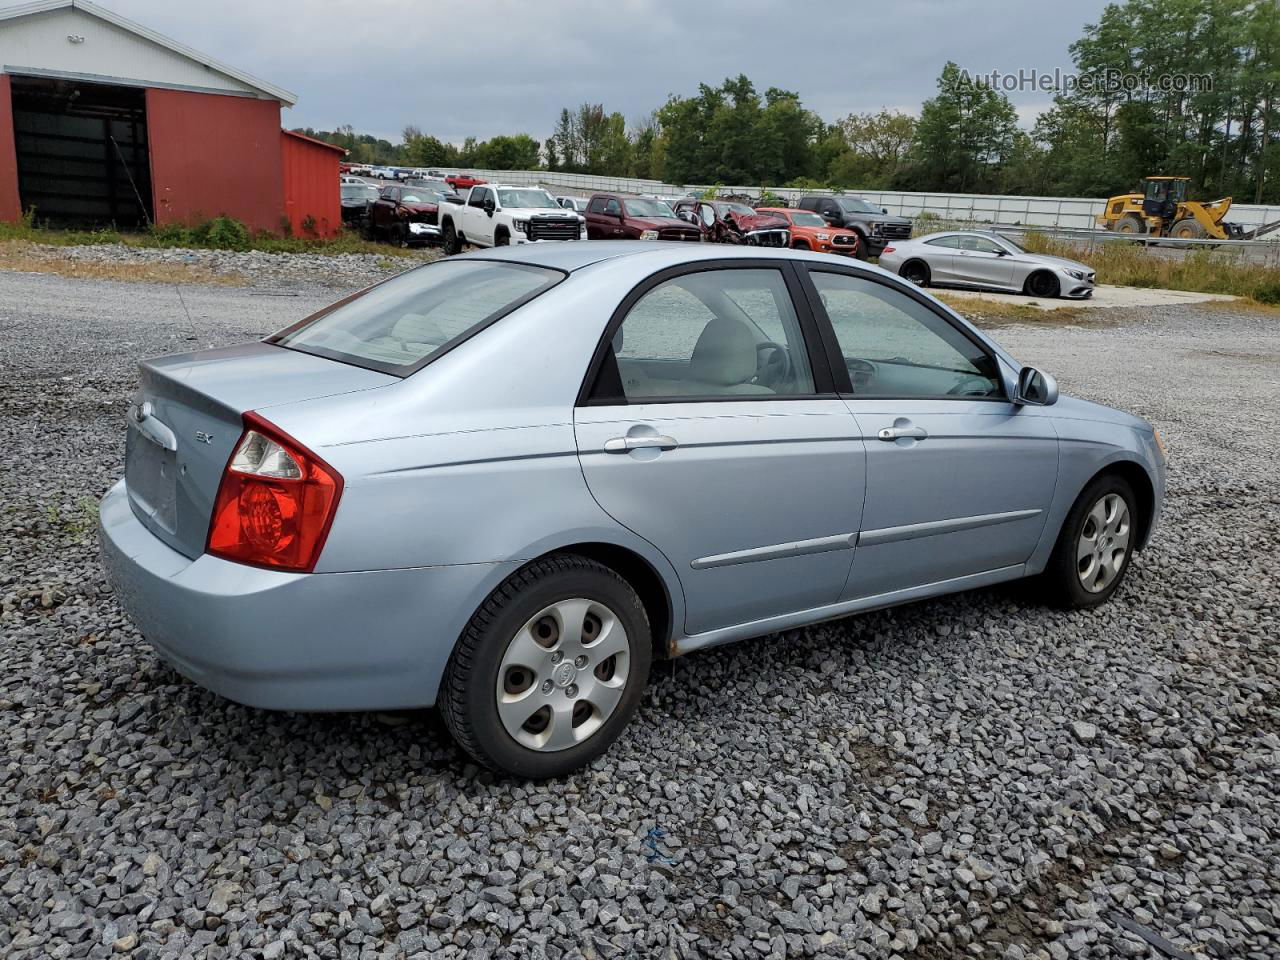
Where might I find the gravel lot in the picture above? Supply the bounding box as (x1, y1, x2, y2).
(3, 241, 437, 289)
(1, 269, 1277, 960)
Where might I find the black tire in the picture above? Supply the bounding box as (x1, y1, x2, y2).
(1114, 214, 1146, 235)
(1024, 270, 1060, 298)
(392, 223, 408, 248)
(439, 555, 652, 779)
(1038, 474, 1137, 610)
(852, 230, 869, 260)
(364, 216, 378, 242)
(442, 221, 461, 256)
(900, 260, 931, 287)
(494, 228, 509, 247)
(1169, 217, 1204, 240)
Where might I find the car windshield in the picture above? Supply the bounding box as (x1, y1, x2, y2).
(269, 261, 564, 375)
(719, 203, 757, 217)
(498, 189, 558, 208)
(837, 198, 882, 213)
(341, 185, 377, 199)
(624, 198, 676, 218)
(789, 211, 826, 227)
(399, 193, 440, 203)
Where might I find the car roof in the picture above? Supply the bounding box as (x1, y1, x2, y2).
(454, 240, 856, 273)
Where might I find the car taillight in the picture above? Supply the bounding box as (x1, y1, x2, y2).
(881, 246, 895, 255)
(206, 412, 342, 573)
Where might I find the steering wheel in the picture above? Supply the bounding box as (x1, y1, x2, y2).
(754, 341, 792, 388)
(947, 375, 996, 397)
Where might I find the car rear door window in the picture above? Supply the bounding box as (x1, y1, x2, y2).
(808, 271, 1003, 399)
(595, 269, 815, 401)
(588, 197, 607, 214)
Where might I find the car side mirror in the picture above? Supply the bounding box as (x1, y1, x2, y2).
(483, 199, 495, 216)
(1014, 366, 1058, 406)
(994, 248, 1009, 256)
(881, 207, 889, 214)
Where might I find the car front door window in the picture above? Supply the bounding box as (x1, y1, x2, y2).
(809, 271, 1002, 398)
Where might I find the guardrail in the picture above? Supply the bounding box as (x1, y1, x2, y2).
(418, 166, 1280, 240)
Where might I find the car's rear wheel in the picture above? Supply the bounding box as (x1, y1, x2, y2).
(1025, 270, 1061, 298)
(1039, 474, 1137, 609)
(900, 260, 931, 287)
(439, 555, 652, 778)
(443, 222, 461, 256)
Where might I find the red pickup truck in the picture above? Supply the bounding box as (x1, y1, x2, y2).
(584, 194, 702, 242)
(445, 173, 487, 191)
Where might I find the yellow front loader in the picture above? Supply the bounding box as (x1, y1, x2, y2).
(1096, 176, 1251, 240)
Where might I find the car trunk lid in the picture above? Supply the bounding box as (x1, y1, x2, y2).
(124, 342, 396, 559)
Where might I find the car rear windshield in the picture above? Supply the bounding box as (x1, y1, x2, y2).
(268, 260, 564, 376)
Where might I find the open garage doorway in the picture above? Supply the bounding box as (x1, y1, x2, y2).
(10, 76, 153, 228)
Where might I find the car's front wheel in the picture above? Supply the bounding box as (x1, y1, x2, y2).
(439, 555, 652, 778)
(442, 222, 462, 256)
(1040, 474, 1137, 609)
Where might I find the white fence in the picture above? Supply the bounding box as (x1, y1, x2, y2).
(421, 166, 1280, 238)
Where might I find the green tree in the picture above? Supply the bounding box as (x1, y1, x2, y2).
(908, 61, 1019, 192)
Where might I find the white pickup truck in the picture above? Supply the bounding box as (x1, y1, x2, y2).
(438, 184, 585, 254)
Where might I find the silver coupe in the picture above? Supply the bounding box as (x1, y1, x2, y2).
(877, 231, 1097, 299)
(101, 242, 1162, 777)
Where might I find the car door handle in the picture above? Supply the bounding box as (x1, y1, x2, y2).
(604, 434, 679, 453)
(878, 425, 928, 441)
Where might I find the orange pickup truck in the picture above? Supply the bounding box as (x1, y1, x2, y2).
(757, 207, 861, 258)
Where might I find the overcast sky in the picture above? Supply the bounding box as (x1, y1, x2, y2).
(98, 0, 1112, 143)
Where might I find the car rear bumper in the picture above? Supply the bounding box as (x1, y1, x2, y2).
(98, 479, 513, 711)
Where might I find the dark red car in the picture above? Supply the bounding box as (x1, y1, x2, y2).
(584, 193, 702, 242)
(671, 198, 790, 246)
(366, 183, 456, 246)
(445, 173, 487, 191)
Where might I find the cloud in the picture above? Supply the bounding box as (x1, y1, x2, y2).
(91, 0, 1110, 142)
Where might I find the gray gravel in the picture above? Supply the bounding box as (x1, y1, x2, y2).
(14, 240, 436, 288)
(1, 270, 1278, 960)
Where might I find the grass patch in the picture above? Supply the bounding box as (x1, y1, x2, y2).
(0, 240, 246, 286)
(1017, 233, 1280, 302)
(0, 211, 417, 258)
(935, 292, 1084, 323)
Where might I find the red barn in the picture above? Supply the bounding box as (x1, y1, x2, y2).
(0, 0, 342, 236)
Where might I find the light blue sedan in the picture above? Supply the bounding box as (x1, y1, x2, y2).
(100, 242, 1165, 777)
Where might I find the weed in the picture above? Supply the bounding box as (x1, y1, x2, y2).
(1017, 233, 1280, 302)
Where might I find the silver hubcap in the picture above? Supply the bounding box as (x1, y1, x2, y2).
(1076, 493, 1131, 593)
(496, 598, 630, 752)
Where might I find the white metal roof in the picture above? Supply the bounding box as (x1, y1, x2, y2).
(0, 0, 297, 105)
